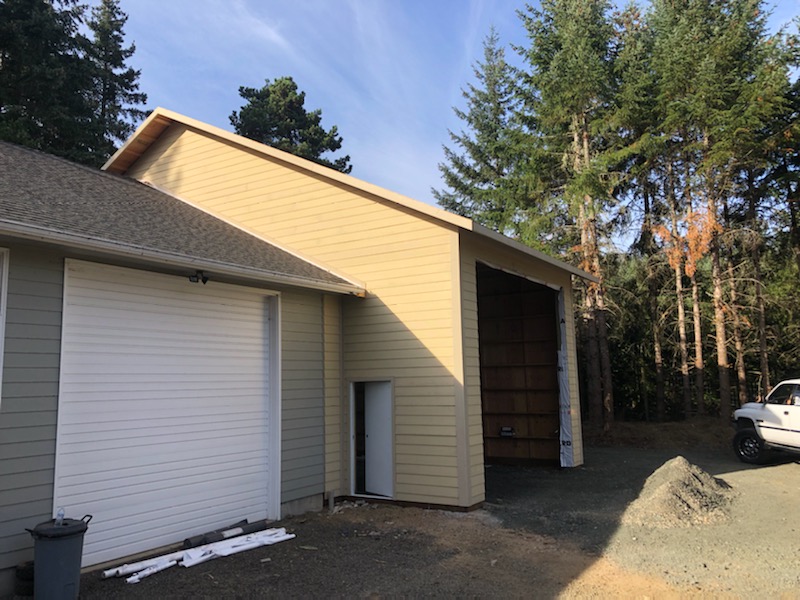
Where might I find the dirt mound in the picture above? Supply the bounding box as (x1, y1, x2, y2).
(622, 456, 735, 528)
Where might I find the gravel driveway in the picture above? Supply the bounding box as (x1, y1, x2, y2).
(72, 444, 800, 598)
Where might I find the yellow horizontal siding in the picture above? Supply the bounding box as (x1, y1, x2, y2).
(396, 423, 456, 436)
(396, 453, 458, 468)
(395, 443, 457, 458)
(396, 464, 458, 478)
(396, 404, 458, 417)
(394, 485, 458, 505)
(390, 398, 458, 410)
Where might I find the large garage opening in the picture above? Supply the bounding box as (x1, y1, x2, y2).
(476, 262, 560, 464)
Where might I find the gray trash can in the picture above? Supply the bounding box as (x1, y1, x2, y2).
(27, 514, 92, 600)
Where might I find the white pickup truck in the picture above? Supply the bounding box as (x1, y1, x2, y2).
(732, 379, 800, 464)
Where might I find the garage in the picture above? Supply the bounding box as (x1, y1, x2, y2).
(54, 260, 280, 566)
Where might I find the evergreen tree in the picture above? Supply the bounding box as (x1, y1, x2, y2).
(433, 28, 526, 236)
(230, 77, 351, 173)
(86, 0, 147, 165)
(0, 0, 95, 162)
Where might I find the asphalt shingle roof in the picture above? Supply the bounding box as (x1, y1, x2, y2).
(0, 142, 359, 291)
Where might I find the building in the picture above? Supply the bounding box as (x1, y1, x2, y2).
(0, 109, 587, 590)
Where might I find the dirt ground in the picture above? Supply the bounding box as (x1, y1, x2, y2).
(71, 418, 800, 598)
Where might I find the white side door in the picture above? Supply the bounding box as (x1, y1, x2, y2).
(364, 381, 393, 497)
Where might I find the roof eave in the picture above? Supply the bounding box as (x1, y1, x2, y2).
(0, 221, 366, 296)
(470, 223, 597, 282)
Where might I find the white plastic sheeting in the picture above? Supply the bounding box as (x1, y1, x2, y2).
(557, 288, 575, 467)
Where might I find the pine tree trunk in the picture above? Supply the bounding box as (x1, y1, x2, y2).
(642, 186, 664, 421)
(690, 273, 704, 413)
(594, 270, 615, 426)
(674, 262, 692, 416)
(649, 258, 666, 421)
(572, 126, 602, 426)
(580, 125, 613, 428)
(681, 151, 703, 415)
(711, 232, 732, 419)
(787, 159, 800, 275)
(732, 302, 748, 406)
(752, 252, 770, 396)
(744, 170, 769, 395)
(589, 211, 614, 426)
(727, 261, 748, 406)
(668, 202, 692, 416)
(572, 120, 611, 428)
(722, 198, 748, 406)
(703, 130, 731, 420)
(584, 290, 603, 424)
(578, 196, 602, 425)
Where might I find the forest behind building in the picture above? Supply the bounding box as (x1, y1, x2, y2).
(435, 0, 800, 427)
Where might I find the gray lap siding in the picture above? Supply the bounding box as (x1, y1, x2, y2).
(0, 245, 63, 573)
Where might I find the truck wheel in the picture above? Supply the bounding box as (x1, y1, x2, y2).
(733, 429, 764, 464)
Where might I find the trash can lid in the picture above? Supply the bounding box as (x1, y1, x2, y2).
(28, 516, 91, 539)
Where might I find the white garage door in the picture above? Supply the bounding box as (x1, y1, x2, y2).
(54, 260, 279, 566)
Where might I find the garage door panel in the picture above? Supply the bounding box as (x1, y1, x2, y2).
(80, 495, 268, 556)
(62, 398, 264, 424)
(62, 328, 265, 350)
(56, 452, 267, 484)
(62, 344, 265, 369)
(58, 419, 265, 440)
(58, 469, 268, 512)
(56, 389, 267, 407)
(59, 401, 266, 422)
(59, 381, 266, 398)
(62, 346, 265, 364)
(87, 499, 266, 554)
(57, 428, 268, 459)
(55, 261, 276, 566)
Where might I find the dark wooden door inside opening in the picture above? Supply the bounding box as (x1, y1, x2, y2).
(477, 263, 560, 463)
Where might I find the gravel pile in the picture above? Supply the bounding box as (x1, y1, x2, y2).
(622, 456, 735, 528)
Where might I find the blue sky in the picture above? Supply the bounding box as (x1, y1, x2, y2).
(116, 0, 798, 207)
